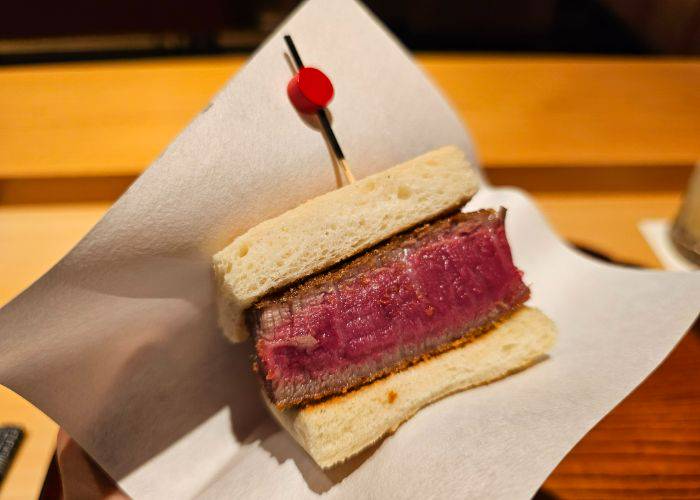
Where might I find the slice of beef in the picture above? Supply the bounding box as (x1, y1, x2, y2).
(247, 208, 530, 408)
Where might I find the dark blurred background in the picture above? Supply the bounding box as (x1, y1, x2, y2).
(2, 0, 699, 64)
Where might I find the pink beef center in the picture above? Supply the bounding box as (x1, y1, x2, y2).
(258, 222, 526, 384)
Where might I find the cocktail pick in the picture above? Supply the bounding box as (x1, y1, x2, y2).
(284, 34, 355, 184)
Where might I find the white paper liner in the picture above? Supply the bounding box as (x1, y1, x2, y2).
(0, 1, 698, 498)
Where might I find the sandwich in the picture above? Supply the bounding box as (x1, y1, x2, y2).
(213, 146, 556, 468)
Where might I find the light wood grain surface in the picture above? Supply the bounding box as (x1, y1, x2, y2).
(0, 54, 697, 499)
(1, 56, 698, 179)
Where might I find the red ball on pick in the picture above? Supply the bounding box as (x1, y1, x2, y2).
(287, 67, 334, 114)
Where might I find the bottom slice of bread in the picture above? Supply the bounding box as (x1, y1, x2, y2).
(265, 306, 556, 468)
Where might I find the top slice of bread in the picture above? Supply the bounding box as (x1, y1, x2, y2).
(213, 145, 478, 341)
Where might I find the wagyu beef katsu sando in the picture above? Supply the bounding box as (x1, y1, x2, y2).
(213, 146, 556, 468)
(248, 209, 531, 408)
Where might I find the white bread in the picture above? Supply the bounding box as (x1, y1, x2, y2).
(265, 307, 556, 469)
(213, 146, 478, 341)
